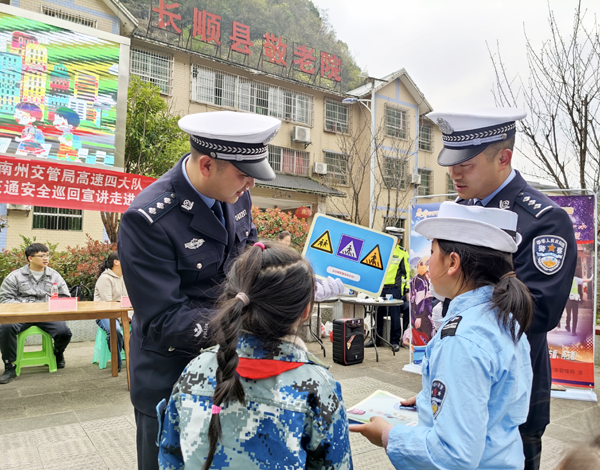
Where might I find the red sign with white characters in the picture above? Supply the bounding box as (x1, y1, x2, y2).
(0, 156, 155, 213)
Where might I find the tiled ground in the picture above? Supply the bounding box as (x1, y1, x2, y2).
(0, 340, 598, 469)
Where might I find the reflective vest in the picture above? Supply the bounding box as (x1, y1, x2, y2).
(384, 244, 409, 292)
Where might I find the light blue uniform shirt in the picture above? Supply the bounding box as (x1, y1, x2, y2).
(387, 286, 532, 469)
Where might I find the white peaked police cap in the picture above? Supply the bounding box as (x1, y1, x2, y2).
(414, 202, 520, 253)
(426, 108, 527, 166)
(178, 111, 281, 181)
(385, 227, 404, 235)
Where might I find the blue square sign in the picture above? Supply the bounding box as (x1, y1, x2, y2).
(302, 214, 397, 297)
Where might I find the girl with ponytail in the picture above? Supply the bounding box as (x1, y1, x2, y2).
(158, 241, 353, 470)
(351, 202, 534, 470)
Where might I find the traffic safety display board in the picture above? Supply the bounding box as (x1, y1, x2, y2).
(302, 214, 397, 297)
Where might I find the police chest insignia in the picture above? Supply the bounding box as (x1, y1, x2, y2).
(234, 209, 247, 221)
(185, 238, 205, 250)
(182, 200, 194, 211)
(440, 316, 462, 338)
(431, 380, 447, 419)
(532, 235, 567, 275)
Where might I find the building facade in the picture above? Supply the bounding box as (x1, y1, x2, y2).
(0, 0, 453, 252)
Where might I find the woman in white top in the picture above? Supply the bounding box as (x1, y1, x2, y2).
(94, 251, 128, 371)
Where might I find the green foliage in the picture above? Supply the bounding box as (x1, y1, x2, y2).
(125, 76, 189, 179)
(0, 236, 116, 290)
(251, 205, 309, 249)
(18, 235, 58, 255)
(123, 0, 365, 91)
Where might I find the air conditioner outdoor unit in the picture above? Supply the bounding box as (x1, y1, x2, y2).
(313, 162, 328, 175)
(293, 126, 311, 143)
(409, 174, 422, 185)
(7, 204, 32, 211)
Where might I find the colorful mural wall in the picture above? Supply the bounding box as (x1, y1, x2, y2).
(0, 11, 121, 167)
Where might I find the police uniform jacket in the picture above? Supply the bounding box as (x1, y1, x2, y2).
(461, 170, 577, 433)
(158, 333, 353, 470)
(118, 154, 257, 416)
(388, 286, 532, 470)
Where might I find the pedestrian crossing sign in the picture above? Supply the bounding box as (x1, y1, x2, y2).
(360, 245, 384, 270)
(302, 214, 396, 297)
(310, 230, 333, 254)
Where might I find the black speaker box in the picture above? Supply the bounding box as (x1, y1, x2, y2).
(332, 318, 364, 365)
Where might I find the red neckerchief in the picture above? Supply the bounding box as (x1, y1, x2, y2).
(236, 357, 304, 379)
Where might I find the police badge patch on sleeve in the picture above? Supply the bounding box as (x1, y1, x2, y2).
(431, 380, 446, 419)
(532, 236, 567, 275)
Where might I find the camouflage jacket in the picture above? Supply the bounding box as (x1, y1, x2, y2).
(0, 265, 70, 303)
(158, 333, 353, 470)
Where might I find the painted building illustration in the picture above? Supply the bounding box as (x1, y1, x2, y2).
(0, 13, 121, 166)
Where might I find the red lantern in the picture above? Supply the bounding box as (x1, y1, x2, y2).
(295, 206, 312, 219)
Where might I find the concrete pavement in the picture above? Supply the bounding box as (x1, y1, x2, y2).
(0, 339, 598, 469)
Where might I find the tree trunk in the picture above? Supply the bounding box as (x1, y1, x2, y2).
(100, 212, 122, 243)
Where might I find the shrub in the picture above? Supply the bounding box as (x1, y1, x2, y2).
(251, 206, 310, 249)
(0, 235, 116, 291)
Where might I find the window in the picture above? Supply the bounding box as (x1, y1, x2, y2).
(324, 151, 349, 185)
(42, 6, 97, 27)
(33, 207, 82, 231)
(268, 145, 309, 176)
(382, 156, 408, 189)
(417, 169, 432, 196)
(191, 65, 313, 125)
(324, 100, 349, 133)
(130, 48, 173, 95)
(385, 105, 407, 139)
(446, 174, 457, 199)
(419, 124, 433, 152)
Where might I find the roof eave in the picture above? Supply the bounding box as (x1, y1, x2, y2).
(101, 0, 139, 36)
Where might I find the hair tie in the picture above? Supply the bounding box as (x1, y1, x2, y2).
(500, 271, 516, 280)
(211, 405, 222, 415)
(254, 242, 265, 251)
(235, 292, 250, 307)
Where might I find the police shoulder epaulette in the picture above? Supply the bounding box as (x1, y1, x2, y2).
(137, 191, 178, 225)
(440, 316, 462, 339)
(515, 191, 553, 219)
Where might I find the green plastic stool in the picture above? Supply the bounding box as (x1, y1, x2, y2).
(15, 326, 57, 376)
(92, 327, 125, 370)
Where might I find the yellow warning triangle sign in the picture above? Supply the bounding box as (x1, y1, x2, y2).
(360, 244, 384, 270)
(310, 230, 333, 254)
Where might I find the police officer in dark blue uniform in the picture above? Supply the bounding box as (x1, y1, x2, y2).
(118, 111, 281, 470)
(428, 108, 577, 470)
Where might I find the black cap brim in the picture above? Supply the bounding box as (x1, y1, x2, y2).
(229, 157, 276, 181)
(437, 143, 490, 167)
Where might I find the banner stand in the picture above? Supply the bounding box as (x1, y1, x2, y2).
(551, 389, 597, 402)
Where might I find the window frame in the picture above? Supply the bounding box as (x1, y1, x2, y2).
(324, 151, 349, 185)
(419, 123, 433, 152)
(417, 169, 433, 196)
(191, 64, 313, 126)
(268, 145, 310, 176)
(324, 100, 349, 134)
(382, 155, 408, 190)
(130, 48, 174, 96)
(32, 206, 83, 231)
(385, 105, 408, 140)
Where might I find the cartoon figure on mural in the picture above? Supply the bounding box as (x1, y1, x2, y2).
(409, 255, 434, 345)
(53, 107, 81, 161)
(13, 102, 45, 156)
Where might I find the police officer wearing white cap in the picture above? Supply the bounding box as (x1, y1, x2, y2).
(118, 111, 280, 470)
(351, 202, 533, 469)
(428, 108, 577, 470)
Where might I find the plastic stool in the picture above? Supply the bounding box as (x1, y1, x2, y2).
(92, 327, 125, 370)
(15, 326, 57, 376)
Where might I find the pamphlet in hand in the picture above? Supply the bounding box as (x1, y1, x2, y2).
(347, 390, 419, 427)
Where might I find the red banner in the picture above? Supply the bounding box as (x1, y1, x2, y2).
(0, 155, 155, 213)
